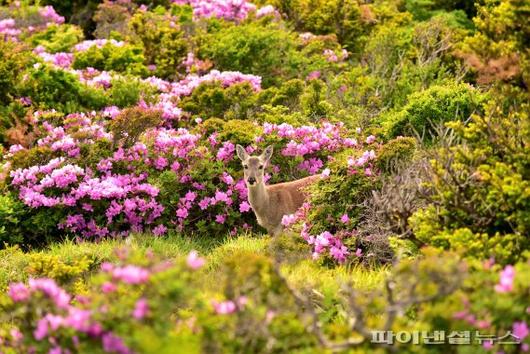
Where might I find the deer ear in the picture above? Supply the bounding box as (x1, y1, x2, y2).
(236, 144, 248, 161)
(262, 145, 273, 162)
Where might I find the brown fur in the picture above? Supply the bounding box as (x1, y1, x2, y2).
(236, 144, 319, 236)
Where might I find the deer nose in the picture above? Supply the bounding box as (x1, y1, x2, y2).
(247, 177, 256, 185)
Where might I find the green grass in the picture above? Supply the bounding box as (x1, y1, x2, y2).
(0, 232, 387, 295)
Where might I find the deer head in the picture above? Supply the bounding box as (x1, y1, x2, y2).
(236, 145, 273, 187)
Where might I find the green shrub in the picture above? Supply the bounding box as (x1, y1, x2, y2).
(269, 0, 366, 51)
(382, 82, 486, 140)
(109, 107, 163, 147)
(27, 24, 84, 53)
(0, 192, 64, 249)
(73, 42, 148, 76)
(17, 65, 109, 113)
(409, 97, 530, 264)
(0, 40, 32, 104)
(197, 21, 302, 87)
(306, 149, 379, 236)
(107, 76, 159, 108)
(179, 82, 258, 120)
(375, 136, 417, 173)
(128, 8, 189, 79)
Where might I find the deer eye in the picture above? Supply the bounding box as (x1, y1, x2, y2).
(259, 165, 263, 170)
(244, 165, 248, 169)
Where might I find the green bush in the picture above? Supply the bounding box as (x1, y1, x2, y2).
(409, 97, 530, 264)
(375, 136, 417, 173)
(0, 41, 32, 104)
(197, 21, 302, 87)
(107, 76, 159, 108)
(306, 149, 379, 236)
(381, 82, 486, 140)
(179, 82, 258, 120)
(109, 106, 163, 147)
(0, 193, 64, 249)
(27, 24, 84, 53)
(73, 42, 148, 76)
(269, 0, 367, 52)
(128, 8, 189, 79)
(18, 65, 109, 113)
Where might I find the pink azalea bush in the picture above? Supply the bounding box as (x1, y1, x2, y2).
(0, 249, 209, 353)
(172, 0, 261, 22)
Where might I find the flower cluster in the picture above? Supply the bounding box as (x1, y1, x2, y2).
(172, 0, 259, 22)
(0, 18, 20, 40)
(73, 39, 125, 52)
(10, 156, 163, 238)
(38, 5, 65, 25)
(7, 277, 132, 354)
(494, 265, 515, 293)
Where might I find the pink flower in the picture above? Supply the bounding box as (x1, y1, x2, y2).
(214, 191, 230, 204)
(185, 191, 197, 202)
(495, 265, 515, 293)
(101, 282, 117, 293)
(355, 248, 363, 257)
(8, 282, 30, 302)
(321, 168, 330, 178)
(239, 201, 251, 212)
(112, 265, 149, 284)
(340, 214, 350, 224)
(213, 300, 237, 315)
(307, 71, 321, 80)
(187, 250, 205, 270)
(513, 321, 529, 340)
(215, 214, 226, 224)
(482, 341, 493, 350)
(198, 198, 210, 210)
(176, 207, 189, 219)
(10, 328, 23, 343)
(152, 224, 167, 236)
(256, 5, 275, 18)
(365, 135, 376, 144)
(133, 298, 149, 320)
(34, 318, 49, 340)
(281, 214, 297, 227)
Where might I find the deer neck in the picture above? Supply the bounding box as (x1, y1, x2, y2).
(248, 183, 269, 214)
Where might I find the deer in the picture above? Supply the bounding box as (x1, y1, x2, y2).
(236, 145, 320, 236)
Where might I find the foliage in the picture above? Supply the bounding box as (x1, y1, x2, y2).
(410, 96, 530, 264)
(128, 7, 190, 80)
(179, 81, 258, 120)
(381, 81, 485, 140)
(27, 24, 84, 53)
(17, 64, 108, 114)
(197, 20, 303, 87)
(0, 40, 32, 104)
(73, 41, 148, 76)
(268, 0, 368, 52)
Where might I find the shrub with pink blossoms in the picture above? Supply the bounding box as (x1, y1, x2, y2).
(173, 0, 257, 22)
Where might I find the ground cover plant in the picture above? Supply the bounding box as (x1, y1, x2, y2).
(0, 0, 528, 353)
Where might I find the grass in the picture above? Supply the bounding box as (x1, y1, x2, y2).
(0, 231, 387, 296)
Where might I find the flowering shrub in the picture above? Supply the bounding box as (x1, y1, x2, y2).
(0, 247, 321, 353)
(18, 64, 108, 113)
(172, 0, 258, 22)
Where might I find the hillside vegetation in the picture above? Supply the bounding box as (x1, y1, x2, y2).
(0, 0, 528, 353)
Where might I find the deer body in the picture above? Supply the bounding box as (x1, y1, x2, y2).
(236, 145, 318, 236)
